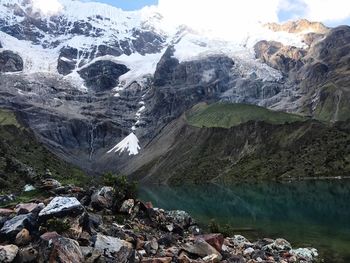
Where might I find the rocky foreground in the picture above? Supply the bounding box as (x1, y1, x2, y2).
(0, 179, 318, 263)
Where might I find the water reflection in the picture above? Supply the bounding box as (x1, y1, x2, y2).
(139, 180, 350, 262)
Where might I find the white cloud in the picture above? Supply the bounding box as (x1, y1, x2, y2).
(32, 0, 63, 15)
(302, 0, 350, 22)
(158, 0, 280, 37)
(157, 0, 350, 34)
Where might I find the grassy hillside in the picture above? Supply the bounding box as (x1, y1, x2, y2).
(186, 103, 306, 128)
(0, 109, 89, 194)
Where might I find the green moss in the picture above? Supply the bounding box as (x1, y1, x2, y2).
(45, 218, 71, 233)
(186, 103, 306, 128)
(0, 110, 21, 128)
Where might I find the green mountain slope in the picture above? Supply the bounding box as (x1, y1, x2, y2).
(0, 109, 89, 193)
(129, 104, 350, 184)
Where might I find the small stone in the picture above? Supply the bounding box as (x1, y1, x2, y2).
(0, 245, 19, 263)
(15, 228, 31, 246)
(145, 238, 159, 255)
(203, 254, 221, 263)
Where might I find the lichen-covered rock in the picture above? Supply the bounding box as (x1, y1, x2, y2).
(38, 197, 84, 219)
(291, 248, 318, 261)
(164, 210, 194, 229)
(0, 245, 19, 263)
(94, 233, 134, 261)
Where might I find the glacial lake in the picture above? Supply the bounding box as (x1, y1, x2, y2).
(139, 180, 350, 263)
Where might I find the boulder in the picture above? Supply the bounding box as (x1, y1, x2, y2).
(90, 187, 114, 210)
(182, 238, 222, 260)
(164, 210, 194, 229)
(39, 178, 62, 190)
(0, 213, 35, 239)
(39, 232, 84, 263)
(15, 228, 31, 246)
(0, 245, 19, 263)
(15, 203, 44, 215)
(94, 233, 134, 261)
(195, 234, 224, 252)
(290, 248, 318, 261)
(120, 199, 135, 214)
(38, 197, 84, 219)
(265, 238, 292, 251)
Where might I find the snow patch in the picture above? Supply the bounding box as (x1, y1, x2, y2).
(107, 133, 141, 156)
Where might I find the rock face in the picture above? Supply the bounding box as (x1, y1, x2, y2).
(38, 197, 84, 219)
(0, 51, 23, 72)
(78, 61, 129, 92)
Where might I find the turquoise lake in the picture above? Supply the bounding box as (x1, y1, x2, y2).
(139, 180, 350, 263)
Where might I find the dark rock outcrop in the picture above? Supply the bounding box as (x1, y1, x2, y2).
(0, 51, 23, 72)
(78, 60, 129, 92)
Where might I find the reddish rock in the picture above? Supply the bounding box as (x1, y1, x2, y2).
(15, 203, 43, 215)
(195, 234, 224, 252)
(145, 202, 153, 209)
(40, 232, 84, 263)
(0, 208, 13, 217)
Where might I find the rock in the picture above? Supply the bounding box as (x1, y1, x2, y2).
(0, 50, 23, 73)
(0, 208, 14, 217)
(15, 228, 31, 246)
(39, 178, 62, 190)
(40, 232, 84, 263)
(78, 61, 129, 92)
(164, 210, 194, 229)
(203, 254, 221, 263)
(0, 213, 35, 239)
(144, 238, 159, 255)
(182, 238, 222, 260)
(0, 245, 19, 262)
(23, 184, 36, 192)
(195, 234, 224, 252)
(243, 247, 255, 256)
(141, 257, 172, 263)
(20, 246, 38, 262)
(230, 235, 250, 247)
(266, 238, 292, 251)
(90, 187, 114, 210)
(290, 248, 318, 261)
(120, 199, 135, 214)
(38, 196, 84, 219)
(15, 203, 44, 215)
(94, 233, 134, 261)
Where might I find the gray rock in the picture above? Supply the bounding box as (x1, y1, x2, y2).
(94, 233, 134, 261)
(182, 238, 222, 260)
(291, 248, 318, 261)
(0, 245, 19, 263)
(90, 187, 114, 210)
(119, 199, 135, 214)
(0, 50, 23, 72)
(0, 213, 35, 239)
(164, 210, 194, 228)
(38, 197, 84, 219)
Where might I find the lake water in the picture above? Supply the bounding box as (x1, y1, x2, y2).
(139, 180, 350, 263)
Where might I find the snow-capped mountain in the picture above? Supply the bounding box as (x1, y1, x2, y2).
(0, 0, 349, 174)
